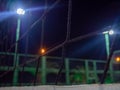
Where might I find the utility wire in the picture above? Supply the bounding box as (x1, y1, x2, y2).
(0, 0, 61, 83)
(68, 31, 99, 43)
(0, 31, 99, 79)
(55, 0, 72, 85)
(34, 0, 48, 85)
(0, 0, 101, 82)
(1, 0, 61, 54)
(20, 0, 32, 85)
(0, 0, 61, 62)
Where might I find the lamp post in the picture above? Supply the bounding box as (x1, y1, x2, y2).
(13, 8, 25, 85)
(103, 29, 114, 58)
(101, 29, 114, 84)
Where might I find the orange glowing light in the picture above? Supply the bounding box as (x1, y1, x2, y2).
(40, 48, 46, 54)
(115, 57, 120, 62)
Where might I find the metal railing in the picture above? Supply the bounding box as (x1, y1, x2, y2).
(0, 52, 120, 86)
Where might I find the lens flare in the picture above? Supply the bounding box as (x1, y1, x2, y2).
(16, 8, 25, 15)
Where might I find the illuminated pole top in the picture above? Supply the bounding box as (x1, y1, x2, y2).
(16, 8, 25, 15)
(102, 29, 114, 35)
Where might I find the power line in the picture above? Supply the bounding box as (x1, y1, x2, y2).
(0, 31, 99, 79)
(34, 0, 48, 85)
(0, 0, 100, 83)
(0, 0, 61, 63)
(1, 0, 61, 53)
(0, 0, 62, 83)
(55, 0, 72, 85)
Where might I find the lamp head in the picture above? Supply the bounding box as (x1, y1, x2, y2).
(16, 8, 25, 15)
(108, 29, 114, 35)
(102, 29, 114, 35)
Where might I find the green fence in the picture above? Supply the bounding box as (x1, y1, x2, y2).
(0, 52, 120, 86)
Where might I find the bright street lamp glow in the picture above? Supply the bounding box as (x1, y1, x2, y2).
(115, 57, 120, 62)
(40, 48, 46, 54)
(16, 8, 25, 15)
(109, 30, 114, 35)
(102, 30, 114, 35)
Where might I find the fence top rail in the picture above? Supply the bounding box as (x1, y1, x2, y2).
(46, 56, 106, 63)
(0, 52, 106, 63)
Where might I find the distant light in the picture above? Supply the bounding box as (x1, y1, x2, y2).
(115, 57, 120, 62)
(109, 30, 114, 35)
(16, 8, 25, 15)
(40, 48, 46, 54)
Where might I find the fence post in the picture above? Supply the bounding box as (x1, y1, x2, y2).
(41, 56, 46, 84)
(85, 60, 89, 83)
(110, 60, 113, 82)
(93, 61, 98, 82)
(65, 58, 70, 85)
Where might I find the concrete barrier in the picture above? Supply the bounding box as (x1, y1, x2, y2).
(0, 84, 120, 90)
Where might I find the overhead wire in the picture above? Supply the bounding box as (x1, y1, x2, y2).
(0, 29, 100, 79)
(33, 0, 48, 85)
(0, 0, 101, 83)
(0, 0, 61, 53)
(0, 0, 62, 83)
(0, 32, 100, 79)
(0, 0, 61, 61)
(20, 0, 32, 85)
(0, 0, 119, 85)
(55, 0, 72, 85)
(68, 31, 100, 43)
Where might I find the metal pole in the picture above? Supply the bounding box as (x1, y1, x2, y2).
(104, 33, 110, 58)
(101, 32, 115, 84)
(13, 18, 21, 86)
(104, 33, 114, 83)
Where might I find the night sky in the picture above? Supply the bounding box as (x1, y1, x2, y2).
(0, 0, 120, 60)
(1, 0, 120, 85)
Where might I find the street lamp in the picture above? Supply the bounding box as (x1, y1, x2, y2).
(115, 57, 120, 62)
(103, 29, 114, 35)
(41, 48, 46, 54)
(103, 29, 114, 58)
(13, 8, 25, 85)
(109, 30, 114, 35)
(39, 48, 46, 55)
(16, 8, 25, 15)
(101, 29, 114, 84)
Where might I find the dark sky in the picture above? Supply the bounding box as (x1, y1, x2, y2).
(0, 0, 120, 60)
(1, 0, 120, 84)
